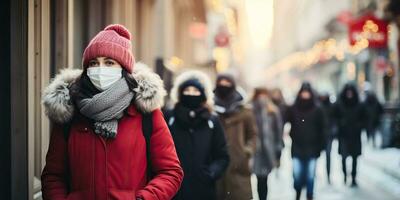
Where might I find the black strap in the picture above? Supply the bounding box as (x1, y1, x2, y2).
(142, 112, 154, 181)
(63, 123, 72, 141)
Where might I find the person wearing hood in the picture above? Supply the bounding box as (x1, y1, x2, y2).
(285, 82, 325, 200)
(251, 87, 283, 200)
(333, 83, 366, 187)
(214, 74, 257, 200)
(41, 24, 183, 200)
(164, 71, 229, 200)
(318, 93, 337, 184)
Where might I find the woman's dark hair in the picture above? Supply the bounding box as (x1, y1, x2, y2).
(122, 70, 138, 91)
(252, 87, 269, 101)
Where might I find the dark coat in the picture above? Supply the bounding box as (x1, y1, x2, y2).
(286, 105, 326, 159)
(333, 102, 366, 157)
(320, 99, 337, 139)
(165, 105, 229, 200)
(364, 93, 383, 129)
(333, 84, 366, 157)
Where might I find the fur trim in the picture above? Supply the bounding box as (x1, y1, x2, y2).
(130, 62, 166, 113)
(42, 62, 166, 124)
(170, 70, 214, 108)
(42, 68, 82, 124)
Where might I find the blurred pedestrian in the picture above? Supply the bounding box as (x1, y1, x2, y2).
(41, 24, 183, 200)
(364, 91, 383, 148)
(285, 82, 325, 200)
(318, 93, 337, 184)
(270, 88, 288, 168)
(214, 74, 257, 200)
(165, 71, 230, 200)
(252, 87, 283, 200)
(333, 83, 366, 187)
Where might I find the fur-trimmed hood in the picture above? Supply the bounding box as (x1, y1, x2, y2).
(170, 70, 214, 108)
(42, 62, 166, 124)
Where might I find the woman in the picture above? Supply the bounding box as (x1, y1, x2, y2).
(252, 88, 283, 200)
(165, 71, 229, 200)
(41, 24, 183, 200)
(333, 84, 366, 187)
(214, 74, 257, 200)
(285, 82, 325, 200)
(270, 88, 287, 168)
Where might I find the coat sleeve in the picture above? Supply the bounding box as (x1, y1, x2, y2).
(136, 109, 184, 200)
(41, 124, 69, 200)
(243, 108, 258, 156)
(206, 116, 230, 180)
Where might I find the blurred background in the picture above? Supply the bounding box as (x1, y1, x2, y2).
(1, 0, 400, 199)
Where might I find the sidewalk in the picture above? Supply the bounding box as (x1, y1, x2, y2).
(362, 147, 400, 181)
(251, 138, 400, 200)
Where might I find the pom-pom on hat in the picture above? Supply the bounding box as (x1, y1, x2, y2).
(82, 24, 135, 73)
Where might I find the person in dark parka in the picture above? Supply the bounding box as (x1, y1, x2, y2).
(333, 83, 366, 187)
(285, 82, 325, 200)
(165, 71, 230, 200)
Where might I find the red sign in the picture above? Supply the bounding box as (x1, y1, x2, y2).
(348, 13, 389, 48)
(215, 31, 230, 47)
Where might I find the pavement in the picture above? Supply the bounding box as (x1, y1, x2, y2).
(250, 136, 400, 200)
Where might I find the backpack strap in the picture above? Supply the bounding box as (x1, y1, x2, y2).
(63, 122, 72, 142)
(142, 112, 154, 181)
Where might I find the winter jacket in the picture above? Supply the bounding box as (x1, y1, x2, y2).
(215, 91, 257, 200)
(320, 100, 337, 140)
(285, 105, 325, 159)
(41, 63, 183, 200)
(333, 101, 366, 157)
(165, 105, 229, 200)
(364, 93, 383, 129)
(165, 71, 229, 200)
(252, 100, 283, 176)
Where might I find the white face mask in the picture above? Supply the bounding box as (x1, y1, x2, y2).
(87, 66, 122, 91)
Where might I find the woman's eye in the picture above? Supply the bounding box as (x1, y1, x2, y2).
(89, 61, 98, 67)
(105, 61, 115, 66)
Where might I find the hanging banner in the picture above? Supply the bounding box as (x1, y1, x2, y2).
(348, 13, 389, 48)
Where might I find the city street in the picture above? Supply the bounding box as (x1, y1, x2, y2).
(251, 136, 400, 200)
(3, 0, 400, 199)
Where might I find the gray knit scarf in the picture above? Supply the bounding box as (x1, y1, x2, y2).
(76, 78, 134, 138)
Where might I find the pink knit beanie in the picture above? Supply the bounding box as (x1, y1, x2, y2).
(82, 24, 135, 73)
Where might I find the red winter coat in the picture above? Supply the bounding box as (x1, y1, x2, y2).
(41, 64, 183, 200)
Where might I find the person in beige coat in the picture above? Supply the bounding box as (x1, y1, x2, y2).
(214, 74, 257, 200)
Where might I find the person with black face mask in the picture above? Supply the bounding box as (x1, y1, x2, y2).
(285, 82, 325, 200)
(164, 71, 230, 200)
(214, 74, 258, 200)
(333, 83, 366, 187)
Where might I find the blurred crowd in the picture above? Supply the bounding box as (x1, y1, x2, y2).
(164, 70, 384, 200)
